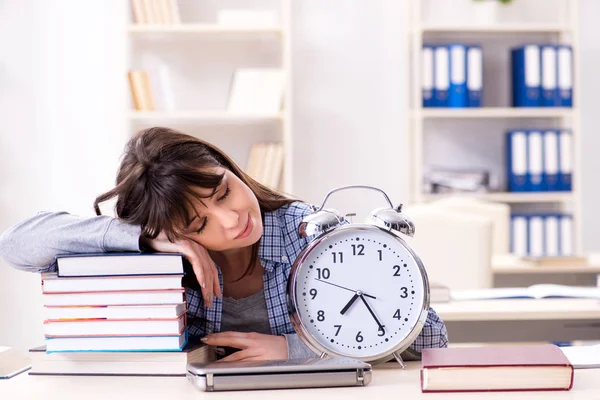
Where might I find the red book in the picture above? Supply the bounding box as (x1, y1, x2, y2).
(421, 344, 574, 393)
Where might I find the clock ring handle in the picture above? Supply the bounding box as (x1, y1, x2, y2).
(317, 185, 397, 211)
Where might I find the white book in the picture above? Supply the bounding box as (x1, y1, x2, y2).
(561, 345, 600, 369)
(167, 0, 181, 24)
(545, 215, 559, 257)
(245, 143, 265, 180)
(421, 46, 434, 105)
(452, 284, 600, 301)
(257, 142, 276, 185)
(42, 272, 183, 293)
(45, 333, 187, 352)
(529, 215, 544, 257)
(267, 143, 285, 189)
(56, 253, 184, 277)
(44, 315, 185, 338)
(511, 216, 527, 257)
(44, 303, 186, 320)
(42, 290, 185, 307)
(227, 69, 285, 115)
(560, 215, 573, 256)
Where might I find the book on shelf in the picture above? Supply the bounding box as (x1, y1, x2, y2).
(44, 332, 188, 353)
(451, 284, 600, 301)
(421, 344, 573, 393)
(510, 213, 573, 258)
(28, 342, 214, 376)
(128, 70, 155, 111)
(227, 68, 285, 115)
(216, 9, 277, 28)
(430, 282, 451, 303)
(42, 272, 184, 293)
(245, 142, 284, 189)
(56, 252, 184, 277)
(131, 0, 181, 25)
(560, 344, 600, 369)
(42, 289, 186, 307)
(43, 315, 186, 338)
(44, 303, 187, 320)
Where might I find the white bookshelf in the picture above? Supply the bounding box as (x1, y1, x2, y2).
(126, 0, 293, 193)
(408, 0, 582, 254)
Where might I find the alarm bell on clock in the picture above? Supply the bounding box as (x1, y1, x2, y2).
(288, 185, 431, 367)
(298, 186, 416, 238)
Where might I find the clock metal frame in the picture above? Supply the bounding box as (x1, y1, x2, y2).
(287, 223, 431, 365)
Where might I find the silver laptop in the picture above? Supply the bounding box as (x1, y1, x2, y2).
(187, 357, 372, 392)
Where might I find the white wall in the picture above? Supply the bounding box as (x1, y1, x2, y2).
(0, 0, 599, 349)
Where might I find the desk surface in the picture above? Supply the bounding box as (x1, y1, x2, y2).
(433, 299, 600, 322)
(1, 361, 598, 399)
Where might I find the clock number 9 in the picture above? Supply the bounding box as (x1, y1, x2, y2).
(317, 310, 325, 322)
(355, 331, 363, 343)
(400, 287, 408, 298)
(310, 288, 317, 299)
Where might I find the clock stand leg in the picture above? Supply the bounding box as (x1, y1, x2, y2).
(319, 352, 327, 359)
(392, 351, 406, 369)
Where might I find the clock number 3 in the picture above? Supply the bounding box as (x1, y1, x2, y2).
(400, 287, 408, 298)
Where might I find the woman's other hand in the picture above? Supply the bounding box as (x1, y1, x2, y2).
(202, 332, 288, 361)
(141, 232, 222, 307)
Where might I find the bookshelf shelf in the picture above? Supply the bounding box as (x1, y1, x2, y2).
(127, 24, 282, 35)
(409, 0, 582, 254)
(416, 108, 573, 119)
(423, 192, 573, 204)
(129, 111, 284, 123)
(419, 24, 571, 34)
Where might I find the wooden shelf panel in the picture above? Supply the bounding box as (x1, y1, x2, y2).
(415, 108, 574, 119)
(422, 192, 573, 204)
(128, 24, 282, 35)
(129, 111, 284, 122)
(419, 24, 571, 34)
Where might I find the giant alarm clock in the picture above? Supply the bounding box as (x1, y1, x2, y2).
(287, 186, 430, 366)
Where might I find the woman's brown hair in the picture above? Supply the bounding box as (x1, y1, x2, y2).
(93, 126, 296, 279)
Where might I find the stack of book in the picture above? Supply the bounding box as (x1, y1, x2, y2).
(30, 252, 213, 376)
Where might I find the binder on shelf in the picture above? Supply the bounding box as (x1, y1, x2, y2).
(448, 44, 467, 108)
(560, 214, 573, 256)
(422, 45, 435, 108)
(544, 214, 560, 257)
(540, 45, 559, 107)
(433, 46, 449, 107)
(528, 215, 544, 258)
(527, 130, 544, 192)
(557, 45, 573, 107)
(510, 214, 528, 256)
(558, 130, 573, 191)
(542, 130, 559, 191)
(511, 45, 541, 107)
(466, 45, 483, 107)
(506, 131, 528, 192)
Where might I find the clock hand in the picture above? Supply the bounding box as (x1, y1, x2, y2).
(314, 279, 376, 299)
(340, 293, 359, 315)
(359, 294, 384, 331)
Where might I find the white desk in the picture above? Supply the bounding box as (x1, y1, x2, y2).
(1, 361, 598, 399)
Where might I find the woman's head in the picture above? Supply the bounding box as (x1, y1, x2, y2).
(94, 127, 295, 263)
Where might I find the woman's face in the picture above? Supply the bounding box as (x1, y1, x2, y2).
(183, 167, 263, 251)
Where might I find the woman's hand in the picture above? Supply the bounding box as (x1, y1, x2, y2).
(141, 233, 222, 307)
(202, 332, 288, 361)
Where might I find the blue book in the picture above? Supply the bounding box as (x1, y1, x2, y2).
(466, 45, 483, 107)
(511, 45, 541, 107)
(433, 46, 449, 107)
(448, 44, 467, 108)
(527, 130, 544, 192)
(557, 130, 573, 191)
(542, 130, 560, 191)
(55, 252, 185, 277)
(506, 131, 528, 192)
(557, 45, 573, 107)
(45, 331, 188, 353)
(422, 45, 435, 107)
(540, 45, 559, 107)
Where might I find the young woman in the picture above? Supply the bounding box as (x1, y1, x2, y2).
(0, 127, 448, 361)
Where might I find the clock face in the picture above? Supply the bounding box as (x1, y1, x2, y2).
(291, 225, 427, 360)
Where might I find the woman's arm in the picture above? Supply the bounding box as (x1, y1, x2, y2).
(405, 307, 448, 359)
(0, 211, 141, 272)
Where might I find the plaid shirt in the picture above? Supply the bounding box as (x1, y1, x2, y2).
(185, 202, 448, 353)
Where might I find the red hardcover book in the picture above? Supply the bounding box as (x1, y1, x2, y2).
(421, 344, 574, 393)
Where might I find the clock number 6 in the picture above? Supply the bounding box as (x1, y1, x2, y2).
(355, 331, 363, 343)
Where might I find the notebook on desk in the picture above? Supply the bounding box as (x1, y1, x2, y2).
(0, 348, 31, 379)
(452, 284, 600, 301)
